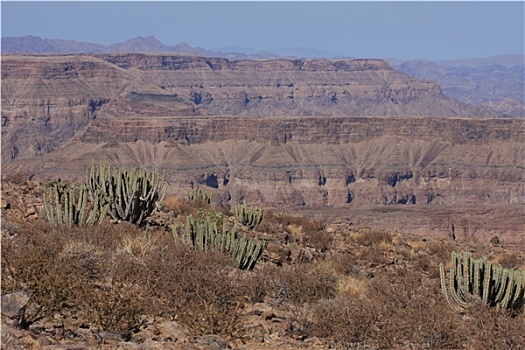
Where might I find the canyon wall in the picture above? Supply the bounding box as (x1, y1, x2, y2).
(2, 54, 523, 245)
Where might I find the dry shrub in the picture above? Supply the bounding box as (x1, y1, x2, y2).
(1, 216, 259, 338)
(1, 221, 78, 327)
(329, 252, 361, 276)
(257, 211, 291, 236)
(427, 240, 453, 261)
(144, 245, 246, 338)
(491, 251, 525, 270)
(285, 215, 331, 251)
(86, 253, 152, 332)
(264, 261, 338, 306)
(352, 228, 392, 247)
(166, 197, 212, 217)
(2, 173, 29, 185)
(305, 269, 463, 349)
(336, 275, 368, 298)
(464, 306, 525, 350)
(117, 231, 163, 264)
(162, 195, 182, 212)
(407, 239, 428, 251)
(306, 296, 379, 348)
(1, 220, 153, 331)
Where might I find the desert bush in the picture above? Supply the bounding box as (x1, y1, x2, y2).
(1, 222, 97, 328)
(0, 220, 155, 331)
(144, 245, 246, 338)
(463, 306, 525, 350)
(267, 261, 338, 306)
(306, 296, 379, 348)
(85, 253, 152, 331)
(352, 228, 393, 247)
(303, 269, 463, 349)
(427, 240, 454, 261)
(165, 196, 213, 218)
(162, 195, 181, 212)
(256, 210, 287, 235)
(1, 173, 29, 185)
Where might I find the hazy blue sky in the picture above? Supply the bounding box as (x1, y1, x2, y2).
(1, 1, 524, 60)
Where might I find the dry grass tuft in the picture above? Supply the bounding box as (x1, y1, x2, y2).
(336, 275, 369, 298)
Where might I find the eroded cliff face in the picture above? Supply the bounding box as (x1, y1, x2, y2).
(2, 54, 522, 245)
(98, 53, 492, 118)
(6, 115, 523, 207)
(1, 55, 136, 161)
(2, 53, 499, 163)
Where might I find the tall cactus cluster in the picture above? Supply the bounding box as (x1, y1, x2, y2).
(86, 162, 165, 225)
(439, 251, 525, 312)
(42, 163, 166, 226)
(173, 215, 266, 270)
(235, 201, 265, 230)
(43, 181, 109, 226)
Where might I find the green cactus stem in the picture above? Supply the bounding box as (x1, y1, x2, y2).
(235, 201, 264, 230)
(43, 183, 108, 226)
(187, 188, 212, 204)
(439, 251, 525, 312)
(175, 214, 266, 270)
(86, 161, 166, 225)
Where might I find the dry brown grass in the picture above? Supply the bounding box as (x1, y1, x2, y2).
(2, 195, 524, 347)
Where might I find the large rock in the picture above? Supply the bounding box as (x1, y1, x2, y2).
(1, 291, 30, 319)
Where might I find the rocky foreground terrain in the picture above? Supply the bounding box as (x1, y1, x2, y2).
(1, 53, 524, 247)
(1, 179, 525, 349)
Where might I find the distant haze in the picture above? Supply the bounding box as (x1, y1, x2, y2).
(1, 1, 523, 61)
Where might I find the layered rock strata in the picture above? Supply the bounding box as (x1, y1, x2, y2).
(1, 54, 522, 245)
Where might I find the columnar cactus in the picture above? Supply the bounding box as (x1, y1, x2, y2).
(439, 251, 525, 312)
(176, 215, 266, 270)
(235, 201, 264, 230)
(187, 188, 212, 204)
(43, 183, 108, 226)
(86, 162, 165, 225)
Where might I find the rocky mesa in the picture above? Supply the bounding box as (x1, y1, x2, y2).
(1, 53, 523, 246)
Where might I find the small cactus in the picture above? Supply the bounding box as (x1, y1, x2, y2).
(43, 183, 108, 226)
(174, 214, 266, 270)
(235, 201, 264, 230)
(187, 188, 212, 204)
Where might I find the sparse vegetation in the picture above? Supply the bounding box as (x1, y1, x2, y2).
(42, 181, 108, 226)
(42, 163, 166, 226)
(2, 179, 524, 348)
(187, 188, 212, 204)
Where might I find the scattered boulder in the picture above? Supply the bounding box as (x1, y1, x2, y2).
(1, 291, 30, 319)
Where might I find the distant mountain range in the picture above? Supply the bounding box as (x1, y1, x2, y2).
(1, 35, 345, 60)
(2, 35, 524, 116)
(386, 56, 525, 117)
